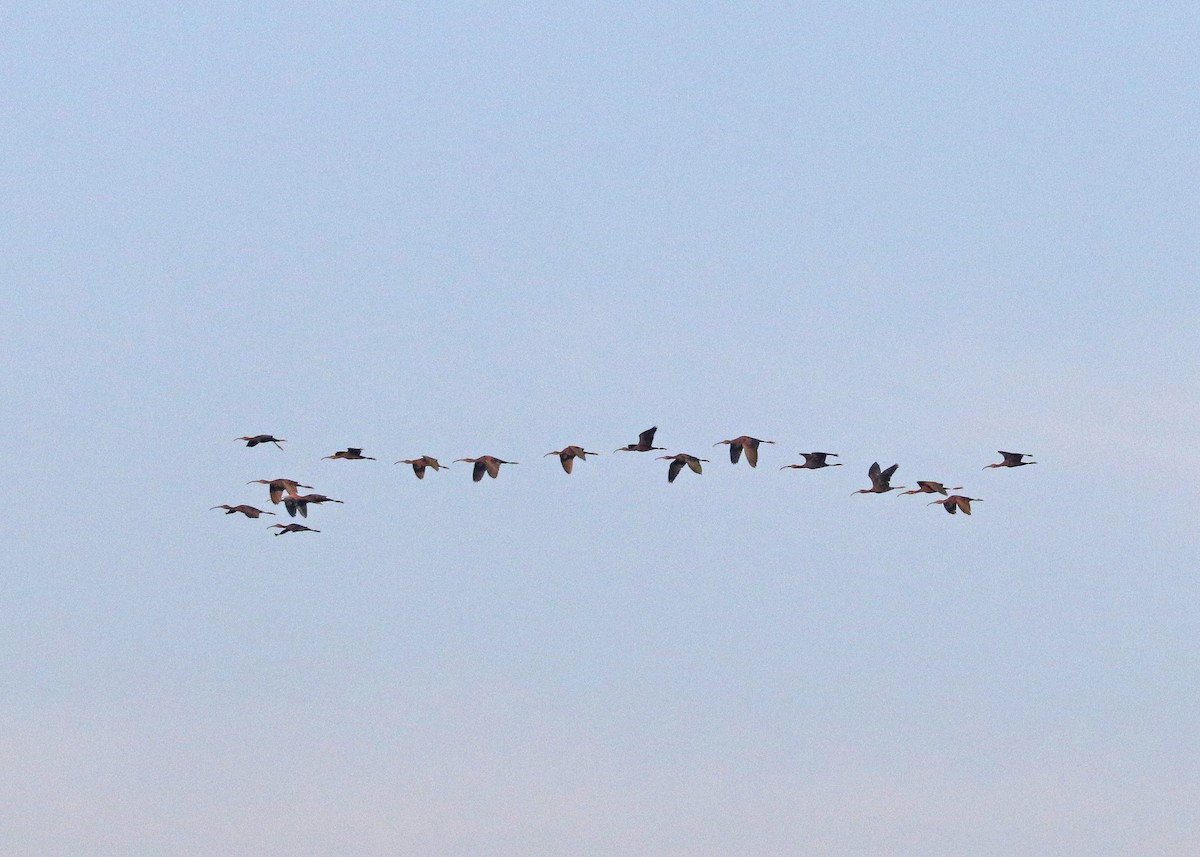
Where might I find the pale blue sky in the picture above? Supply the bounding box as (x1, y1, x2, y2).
(3, 3, 1198, 855)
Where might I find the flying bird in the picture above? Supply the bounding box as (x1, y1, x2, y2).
(269, 523, 320, 535)
(545, 445, 599, 474)
(984, 451, 1036, 469)
(852, 462, 905, 495)
(247, 478, 314, 504)
(780, 452, 842, 470)
(323, 448, 376, 460)
(897, 481, 962, 497)
(210, 504, 275, 518)
(236, 435, 286, 449)
(395, 456, 449, 479)
(714, 436, 775, 467)
(283, 493, 344, 518)
(615, 427, 665, 453)
(454, 456, 518, 481)
(928, 495, 982, 515)
(657, 453, 709, 483)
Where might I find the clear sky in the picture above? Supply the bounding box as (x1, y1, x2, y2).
(3, 2, 1198, 855)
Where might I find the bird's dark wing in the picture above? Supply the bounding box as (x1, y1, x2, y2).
(639, 427, 658, 446)
(667, 458, 684, 482)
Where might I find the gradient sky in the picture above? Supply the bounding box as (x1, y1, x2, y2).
(3, 3, 1198, 855)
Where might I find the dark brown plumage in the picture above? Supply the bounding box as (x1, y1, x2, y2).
(897, 480, 961, 497)
(984, 451, 1036, 469)
(928, 495, 982, 515)
(394, 456, 449, 479)
(246, 478, 314, 504)
(615, 426, 665, 453)
(236, 435, 286, 449)
(780, 452, 842, 470)
(545, 445, 599, 474)
(323, 447, 376, 460)
(454, 456, 518, 481)
(269, 523, 320, 535)
(656, 453, 709, 482)
(283, 493, 344, 518)
(210, 504, 275, 518)
(714, 436, 775, 467)
(852, 462, 905, 495)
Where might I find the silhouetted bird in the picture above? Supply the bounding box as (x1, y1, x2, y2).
(545, 445, 599, 474)
(395, 456, 449, 479)
(657, 453, 709, 483)
(780, 452, 842, 470)
(454, 456, 518, 481)
(269, 523, 320, 535)
(247, 478, 314, 504)
(323, 448, 376, 460)
(615, 427, 665, 453)
(984, 451, 1036, 469)
(928, 495, 982, 515)
(283, 493, 344, 518)
(714, 436, 775, 467)
(897, 481, 961, 497)
(852, 462, 905, 495)
(236, 435, 286, 449)
(210, 504, 275, 518)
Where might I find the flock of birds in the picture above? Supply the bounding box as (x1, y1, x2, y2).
(211, 429, 1037, 536)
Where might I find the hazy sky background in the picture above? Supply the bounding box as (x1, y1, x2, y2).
(3, 2, 1198, 855)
